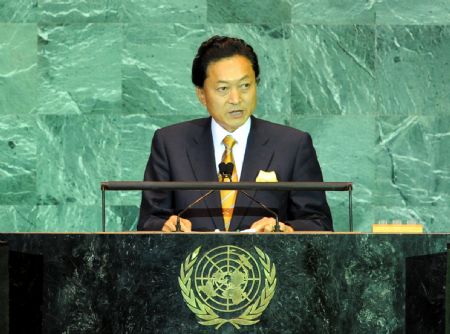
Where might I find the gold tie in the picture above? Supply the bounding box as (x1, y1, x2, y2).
(220, 135, 238, 231)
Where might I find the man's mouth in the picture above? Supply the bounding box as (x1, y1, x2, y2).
(229, 110, 244, 117)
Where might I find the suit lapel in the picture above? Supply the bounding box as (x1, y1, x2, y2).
(186, 118, 224, 230)
(230, 117, 275, 230)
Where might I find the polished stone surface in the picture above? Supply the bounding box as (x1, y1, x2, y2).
(37, 23, 122, 115)
(290, 24, 376, 116)
(0, 1, 449, 233)
(375, 116, 450, 232)
(9, 248, 43, 333)
(376, 25, 450, 115)
(292, 0, 376, 24)
(0, 0, 39, 22)
(0, 242, 8, 333)
(0, 115, 37, 205)
(1, 233, 449, 333)
(447, 247, 450, 334)
(122, 24, 206, 117)
(38, 0, 121, 23)
(207, 0, 291, 24)
(122, 0, 206, 23)
(376, 0, 450, 24)
(0, 23, 37, 114)
(405, 252, 447, 333)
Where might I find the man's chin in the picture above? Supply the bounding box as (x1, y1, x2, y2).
(226, 119, 248, 132)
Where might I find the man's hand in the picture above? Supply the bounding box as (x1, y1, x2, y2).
(162, 215, 192, 232)
(250, 217, 294, 233)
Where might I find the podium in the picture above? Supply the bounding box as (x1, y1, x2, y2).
(405, 249, 449, 333)
(1, 233, 449, 333)
(0, 241, 8, 334)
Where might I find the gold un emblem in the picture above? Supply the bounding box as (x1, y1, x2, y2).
(178, 245, 277, 329)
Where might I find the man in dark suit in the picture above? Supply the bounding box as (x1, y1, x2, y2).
(138, 36, 332, 232)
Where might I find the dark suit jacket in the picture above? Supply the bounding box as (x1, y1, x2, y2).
(138, 116, 333, 231)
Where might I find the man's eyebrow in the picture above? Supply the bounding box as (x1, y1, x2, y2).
(216, 75, 250, 84)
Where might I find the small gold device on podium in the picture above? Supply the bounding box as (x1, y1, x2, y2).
(372, 220, 424, 233)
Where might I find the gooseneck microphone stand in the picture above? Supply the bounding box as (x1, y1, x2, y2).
(174, 162, 234, 232)
(175, 190, 214, 232)
(239, 191, 281, 232)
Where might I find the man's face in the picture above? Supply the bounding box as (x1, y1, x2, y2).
(196, 55, 257, 132)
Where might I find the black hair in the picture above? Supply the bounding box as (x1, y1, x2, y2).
(191, 35, 260, 88)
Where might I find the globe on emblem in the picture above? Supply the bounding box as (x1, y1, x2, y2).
(193, 245, 262, 313)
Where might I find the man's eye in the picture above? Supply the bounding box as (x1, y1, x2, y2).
(240, 83, 251, 89)
(217, 87, 228, 93)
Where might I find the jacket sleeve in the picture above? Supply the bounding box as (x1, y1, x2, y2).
(137, 129, 174, 231)
(285, 133, 333, 231)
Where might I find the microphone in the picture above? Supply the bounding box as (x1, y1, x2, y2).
(218, 162, 233, 181)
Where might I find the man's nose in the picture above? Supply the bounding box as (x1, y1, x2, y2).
(228, 87, 240, 104)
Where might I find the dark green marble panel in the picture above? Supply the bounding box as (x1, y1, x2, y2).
(292, 0, 375, 24)
(35, 114, 195, 207)
(0, 24, 37, 114)
(375, 116, 450, 231)
(39, 0, 120, 23)
(37, 23, 121, 115)
(121, 0, 206, 23)
(207, 0, 291, 24)
(292, 115, 375, 231)
(376, 25, 450, 115)
(376, 0, 450, 24)
(1, 233, 449, 332)
(122, 24, 207, 116)
(0, 206, 37, 232)
(36, 204, 103, 232)
(0, 115, 36, 205)
(0, 0, 38, 23)
(0, 205, 136, 232)
(36, 204, 137, 232)
(106, 205, 139, 231)
(36, 114, 139, 206)
(291, 25, 376, 115)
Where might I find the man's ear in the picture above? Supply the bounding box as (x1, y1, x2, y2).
(195, 87, 206, 106)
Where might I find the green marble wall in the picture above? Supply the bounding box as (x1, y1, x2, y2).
(0, 1, 449, 232)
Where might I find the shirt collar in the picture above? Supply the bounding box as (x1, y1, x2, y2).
(211, 117, 252, 146)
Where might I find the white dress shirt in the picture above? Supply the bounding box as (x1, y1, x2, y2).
(211, 117, 251, 180)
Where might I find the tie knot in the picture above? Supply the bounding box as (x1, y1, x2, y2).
(223, 135, 236, 150)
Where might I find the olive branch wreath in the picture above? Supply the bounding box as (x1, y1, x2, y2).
(178, 246, 277, 329)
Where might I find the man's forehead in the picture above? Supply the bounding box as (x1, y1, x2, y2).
(215, 75, 250, 84)
(205, 56, 255, 82)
